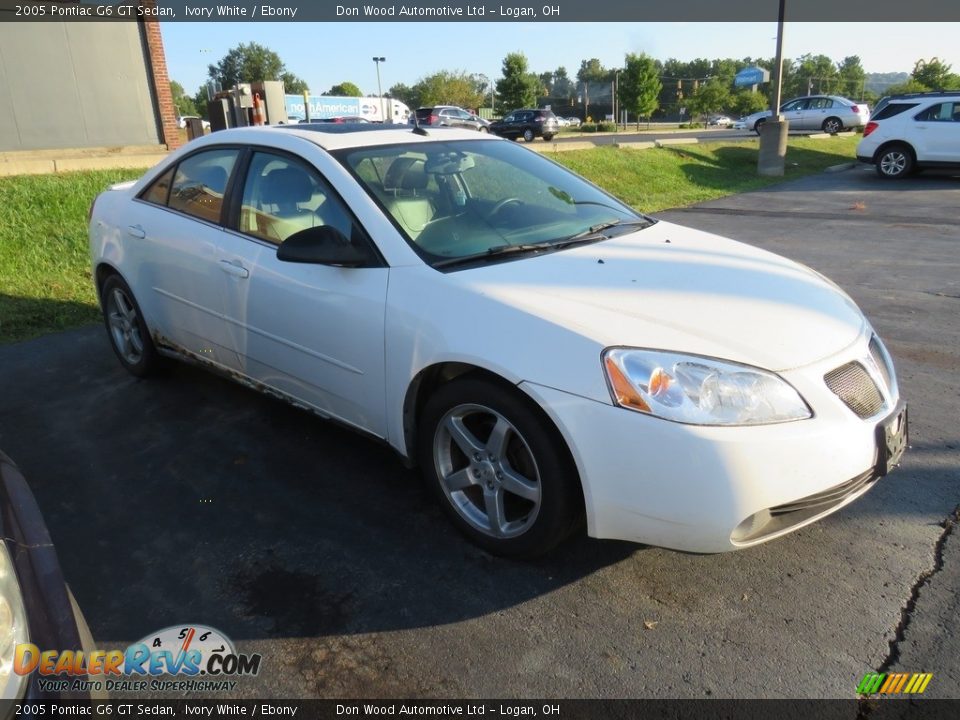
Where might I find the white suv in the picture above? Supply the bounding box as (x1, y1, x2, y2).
(857, 92, 960, 178)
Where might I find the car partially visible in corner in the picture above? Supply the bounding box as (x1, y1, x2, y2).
(87, 125, 907, 558)
(857, 92, 960, 178)
(1, 451, 98, 701)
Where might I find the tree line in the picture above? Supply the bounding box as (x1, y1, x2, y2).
(171, 43, 960, 123)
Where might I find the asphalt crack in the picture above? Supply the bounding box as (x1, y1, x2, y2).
(879, 505, 959, 672)
(855, 507, 958, 717)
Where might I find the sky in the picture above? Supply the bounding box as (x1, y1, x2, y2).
(161, 22, 960, 98)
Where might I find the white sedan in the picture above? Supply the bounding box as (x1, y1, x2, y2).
(89, 126, 907, 557)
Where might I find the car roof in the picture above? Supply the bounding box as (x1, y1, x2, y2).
(192, 125, 497, 151)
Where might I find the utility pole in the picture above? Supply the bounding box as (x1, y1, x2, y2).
(372, 56, 386, 122)
(758, 0, 788, 177)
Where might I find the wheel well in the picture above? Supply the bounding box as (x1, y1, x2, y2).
(873, 140, 916, 163)
(402, 361, 586, 517)
(94, 263, 120, 303)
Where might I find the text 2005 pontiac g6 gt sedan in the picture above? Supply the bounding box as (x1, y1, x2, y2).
(88, 126, 907, 557)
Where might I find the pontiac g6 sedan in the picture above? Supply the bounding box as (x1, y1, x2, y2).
(88, 126, 907, 557)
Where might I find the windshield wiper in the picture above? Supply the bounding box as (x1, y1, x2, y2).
(433, 242, 556, 269)
(564, 217, 655, 242)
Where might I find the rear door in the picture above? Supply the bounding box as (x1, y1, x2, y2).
(803, 97, 834, 130)
(215, 148, 390, 436)
(128, 147, 242, 367)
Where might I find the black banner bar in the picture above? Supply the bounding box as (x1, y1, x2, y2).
(1, 700, 958, 719)
(0, 0, 959, 22)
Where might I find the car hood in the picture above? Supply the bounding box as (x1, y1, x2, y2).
(458, 220, 865, 371)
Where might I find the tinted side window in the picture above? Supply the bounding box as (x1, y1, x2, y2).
(915, 102, 960, 121)
(168, 149, 239, 224)
(140, 166, 175, 206)
(239, 152, 354, 244)
(873, 102, 920, 120)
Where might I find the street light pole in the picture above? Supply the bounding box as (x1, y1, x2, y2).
(372, 56, 386, 122)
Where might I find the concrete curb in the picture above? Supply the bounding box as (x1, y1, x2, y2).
(0, 153, 166, 177)
(655, 138, 699, 147)
(824, 162, 857, 173)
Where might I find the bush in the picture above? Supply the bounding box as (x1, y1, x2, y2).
(598, 122, 617, 132)
(580, 122, 598, 133)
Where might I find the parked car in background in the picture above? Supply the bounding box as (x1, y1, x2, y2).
(739, 95, 870, 134)
(88, 124, 906, 557)
(555, 116, 570, 128)
(301, 116, 371, 124)
(707, 114, 733, 127)
(177, 115, 210, 131)
(565, 116, 582, 128)
(1, 450, 98, 700)
(410, 106, 490, 132)
(857, 92, 960, 178)
(489, 109, 560, 141)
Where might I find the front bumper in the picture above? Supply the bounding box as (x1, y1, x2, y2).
(520, 343, 903, 553)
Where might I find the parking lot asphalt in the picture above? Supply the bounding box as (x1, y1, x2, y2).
(1, 165, 958, 699)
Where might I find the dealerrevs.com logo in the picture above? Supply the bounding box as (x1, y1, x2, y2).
(15, 624, 261, 693)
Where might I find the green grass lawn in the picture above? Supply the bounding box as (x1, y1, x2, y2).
(0, 136, 859, 345)
(550, 135, 860, 212)
(0, 169, 144, 344)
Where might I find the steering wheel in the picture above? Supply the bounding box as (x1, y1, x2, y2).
(487, 197, 523, 220)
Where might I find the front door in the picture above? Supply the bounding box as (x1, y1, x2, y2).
(216, 150, 390, 437)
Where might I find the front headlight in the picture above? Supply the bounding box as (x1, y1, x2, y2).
(602, 348, 812, 426)
(0, 543, 29, 700)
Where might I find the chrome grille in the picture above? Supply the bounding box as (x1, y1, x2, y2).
(869, 335, 893, 395)
(824, 361, 885, 418)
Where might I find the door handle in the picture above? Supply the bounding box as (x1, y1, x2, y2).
(219, 260, 249, 279)
(127, 225, 146, 239)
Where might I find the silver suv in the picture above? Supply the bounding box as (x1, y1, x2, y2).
(856, 92, 960, 178)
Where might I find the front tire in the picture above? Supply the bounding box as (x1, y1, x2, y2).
(418, 376, 582, 557)
(522, 128, 535, 142)
(876, 144, 914, 179)
(100, 274, 163, 377)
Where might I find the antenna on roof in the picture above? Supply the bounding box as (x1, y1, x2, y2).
(411, 109, 428, 136)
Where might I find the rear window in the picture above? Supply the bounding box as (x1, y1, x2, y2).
(872, 103, 920, 121)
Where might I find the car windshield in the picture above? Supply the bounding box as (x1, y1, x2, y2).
(335, 139, 650, 268)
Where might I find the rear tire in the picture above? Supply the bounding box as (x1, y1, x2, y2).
(478, 126, 488, 133)
(418, 376, 582, 557)
(542, 134, 555, 142)
(822, 117, 843, 134)
(522, 128, 535, 142)
(753, 118, 766, 135)
(100, 274, 164, 378)
(875, 144, 914, 179)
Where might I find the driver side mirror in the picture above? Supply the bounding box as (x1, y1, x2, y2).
(276, 225, 371, 267)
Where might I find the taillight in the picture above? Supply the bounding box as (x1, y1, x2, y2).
(534, 116, 543, 123)
(851, 105, 860, 113)
(429, 115, 439, 124)
(863, 121, 878, 137)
